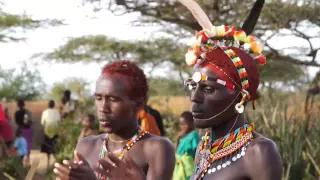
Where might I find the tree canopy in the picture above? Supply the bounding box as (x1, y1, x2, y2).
(46, 78, 90, 102)
(34, 0, 320, 94)
(0, 1, 63, 42)
(0, 63, 45, 101)
(0, 1, 64, 100)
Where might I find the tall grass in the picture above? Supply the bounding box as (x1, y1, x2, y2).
(248, 102, 320, 179)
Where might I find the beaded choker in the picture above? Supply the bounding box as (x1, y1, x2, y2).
(97, 127, 148, 180)
(194, 123, 254, 180)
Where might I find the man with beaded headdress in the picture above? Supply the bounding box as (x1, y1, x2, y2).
(180, 0, 282, 179)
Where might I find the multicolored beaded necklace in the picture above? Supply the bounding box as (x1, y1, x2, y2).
(97, 127, 148, 180)
(194, 123, 254, 180)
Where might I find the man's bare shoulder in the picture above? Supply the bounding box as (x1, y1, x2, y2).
(76, 134, 105, 155)
(141, 134, 176, 179)
(142, 134, 175, 160)
(143, 134, 175, 152)
(246, 134, 280, 158)
(244, 133, 282, 178)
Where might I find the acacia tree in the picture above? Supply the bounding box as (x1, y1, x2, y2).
(46, 77, 90, 102)
(0, 63, 45, 101)
(0, 3, 63, 42)
(87, 0, 320, 66)
(0, 2, 63, 100)
(36, 0, 320, 95)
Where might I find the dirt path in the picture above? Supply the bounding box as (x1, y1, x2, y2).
(29, 150, 56, 176)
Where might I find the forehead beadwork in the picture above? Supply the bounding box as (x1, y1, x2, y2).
(178, 0, 266, 114)
(184, 72, 242, 92)
(192, 72, 202, 82)
(184, 28, 267, 114)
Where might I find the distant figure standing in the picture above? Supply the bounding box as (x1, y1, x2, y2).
(40, 100, 61, 168)
(174, 111, 199, 180)
(14, 100, 32, 165)
(146, 105, 166, 136)
(60, 90, 75, 120)
(14, 129, 28, 161)
(78, 114, 99, 141)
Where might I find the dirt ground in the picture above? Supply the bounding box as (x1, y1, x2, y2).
(29, 150, 56, 179)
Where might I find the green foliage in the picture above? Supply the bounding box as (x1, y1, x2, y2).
(0, 139, 28, 180)
(36, 34, 304, 84)
(4, 156, 27, 179)
(259, 59, 305, 83)
(0, 10, 64, 42)
(261, 0, 320, 29)
(162, 109, 180, 143)
(249, 106, 320, 179)
(34, 35, 187, 69)
(33, 35, 135, 63)
(42, 118, 82, 180)
(0, 63, 45, 101)
(148, 78, 188, 96)
(46, 78, 91, 101)
(54, 119, 82, 164)
(83, 0, 320, 69)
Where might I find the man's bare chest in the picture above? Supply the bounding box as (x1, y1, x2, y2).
(85, 142, 149, 173)
(192, 158, 249, 180)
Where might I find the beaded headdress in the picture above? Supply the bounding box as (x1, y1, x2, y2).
(181, 0, 266, 113)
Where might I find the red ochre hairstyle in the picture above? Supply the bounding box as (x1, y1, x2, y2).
(101, 60, 148, 102)
(200, 47, 260, 101)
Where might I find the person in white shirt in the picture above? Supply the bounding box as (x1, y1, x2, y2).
(40, 100, 61, 169)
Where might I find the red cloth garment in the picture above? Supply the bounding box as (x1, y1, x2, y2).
(0, 104, 14, 144)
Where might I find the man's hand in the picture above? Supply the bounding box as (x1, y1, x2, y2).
(54, 151, 96, 180)
(93, 153, 146, 180)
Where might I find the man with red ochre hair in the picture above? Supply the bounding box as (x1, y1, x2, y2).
(54, 60, 175, 180)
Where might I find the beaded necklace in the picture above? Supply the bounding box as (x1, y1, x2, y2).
(194, 123, 254, 180)
(97, 127, 148, 180)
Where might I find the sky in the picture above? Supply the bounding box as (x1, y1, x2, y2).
(0, 0, 320, 92)
(0, 0, 162, 90)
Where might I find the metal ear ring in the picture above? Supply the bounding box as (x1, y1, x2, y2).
(235, 103, 244, 114)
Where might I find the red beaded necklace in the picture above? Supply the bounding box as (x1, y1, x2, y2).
(97, 127, 148, 179)
(194, 123, 254, 180)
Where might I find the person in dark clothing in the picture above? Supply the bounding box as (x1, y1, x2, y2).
(145, 105, 165, 136)
(14, 100, 32, 165)
(60, 90, 76, 120)
(15, 100, 32, 129)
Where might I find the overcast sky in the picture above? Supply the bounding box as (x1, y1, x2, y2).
(0, 0, 319, 92)
(0, 0, 161, 89)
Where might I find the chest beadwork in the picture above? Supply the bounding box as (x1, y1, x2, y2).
(97, 128, 148, 180)
(195, 123, 254, 180)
